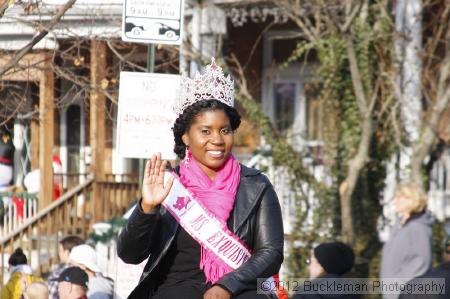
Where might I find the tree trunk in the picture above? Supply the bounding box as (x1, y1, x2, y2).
(339, 116, 372, 245)
(395, 0, 423, 143)
(339, 35, 374, 245)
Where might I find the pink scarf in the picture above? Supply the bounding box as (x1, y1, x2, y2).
(178, 152, 241, 283)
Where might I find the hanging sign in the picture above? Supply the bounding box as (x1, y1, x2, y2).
(122, 0, 184, 45)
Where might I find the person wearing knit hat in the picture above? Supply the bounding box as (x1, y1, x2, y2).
(292, 242, 358, 299)
(313, 242, 355, 277)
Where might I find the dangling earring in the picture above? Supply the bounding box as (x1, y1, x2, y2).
(184, 145, 190, 168)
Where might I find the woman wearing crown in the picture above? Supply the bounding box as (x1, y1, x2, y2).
(117, 59, 284, 299)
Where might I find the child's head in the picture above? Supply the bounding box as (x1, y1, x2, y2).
(8, 248, 27, 267)
(23, 282, 49, 299)
(58, 236, 84, 263)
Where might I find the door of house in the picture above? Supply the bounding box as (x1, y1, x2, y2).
(262, 31, 318, 151)
(263, 77, 306, 149)
(62, 104, 87, 189)
(66, 105, 81, 174)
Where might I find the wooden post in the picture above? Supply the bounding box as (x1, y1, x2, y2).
(90, 40, 106, 222)
(0, 54, 43, 170)
(31, 116, 39, 170)
(39, 53, 54, 210)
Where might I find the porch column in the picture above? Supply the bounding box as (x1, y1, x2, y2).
(39, 53, 54, 210)
(90, 40, 106, 222)
(31, 117, 39, 170)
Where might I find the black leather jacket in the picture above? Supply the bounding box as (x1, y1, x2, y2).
(117, 164, 284, 298)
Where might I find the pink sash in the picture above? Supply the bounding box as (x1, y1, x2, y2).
(162, 173, 252, 269)
(162, 172, 276, 293)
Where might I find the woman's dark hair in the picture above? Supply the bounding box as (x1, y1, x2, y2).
(9, 248, 27, 266)
(172, 99, 241, 159)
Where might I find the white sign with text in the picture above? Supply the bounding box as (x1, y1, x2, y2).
(122, 0, 184, 45)
(117, 72, 179, 159)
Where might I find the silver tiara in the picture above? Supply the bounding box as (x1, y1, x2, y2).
(174, 58, 234, 117)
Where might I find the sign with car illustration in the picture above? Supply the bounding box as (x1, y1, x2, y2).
(122, 0, 184, 45)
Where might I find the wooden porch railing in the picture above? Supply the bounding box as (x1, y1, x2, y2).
(54, 173, 139, 191)
(95, 179, 140, 220)
(0, 175, 139, 285)
(0, 192, 38, 236)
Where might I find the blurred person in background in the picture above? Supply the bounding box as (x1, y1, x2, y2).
(399, 235, 450, 299)
(0, 248, 44, 299)
(56, 266, 88, 299)
(48, 235, 85, 298)
(292, 242, 357, 299)
(380, 182, 433, 299)
(23, 282, 49, 299)
(69, 244, 114, 299)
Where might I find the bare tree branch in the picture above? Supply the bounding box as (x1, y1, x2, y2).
(389, 103, 404, 148)
(405, 1, 450, 187)
(324, 0, 364, 33)
(0, 101, 22, 126)
(243, 21, 275, 70)
(346, 35, 368, 115)
(279, 0, 319, 42)
(0, 0, 9, 19)
(0, 0, 76, 77)
(423, 1, 450, 72)
(106, 40, 147, 72)
(411, 55, 450, 186)
(338, 9, 379, 244)
(341, 0, 364, 33)
(228, 53, 326, 200)
(53, 66, 118, 104)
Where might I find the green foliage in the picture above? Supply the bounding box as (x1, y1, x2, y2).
(229, 0, 402, 280)
(432, 220, 446, 267)
(235, 85, 332, 278)
(88, 217, 127, 244)
(255, 2, 397, 278)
